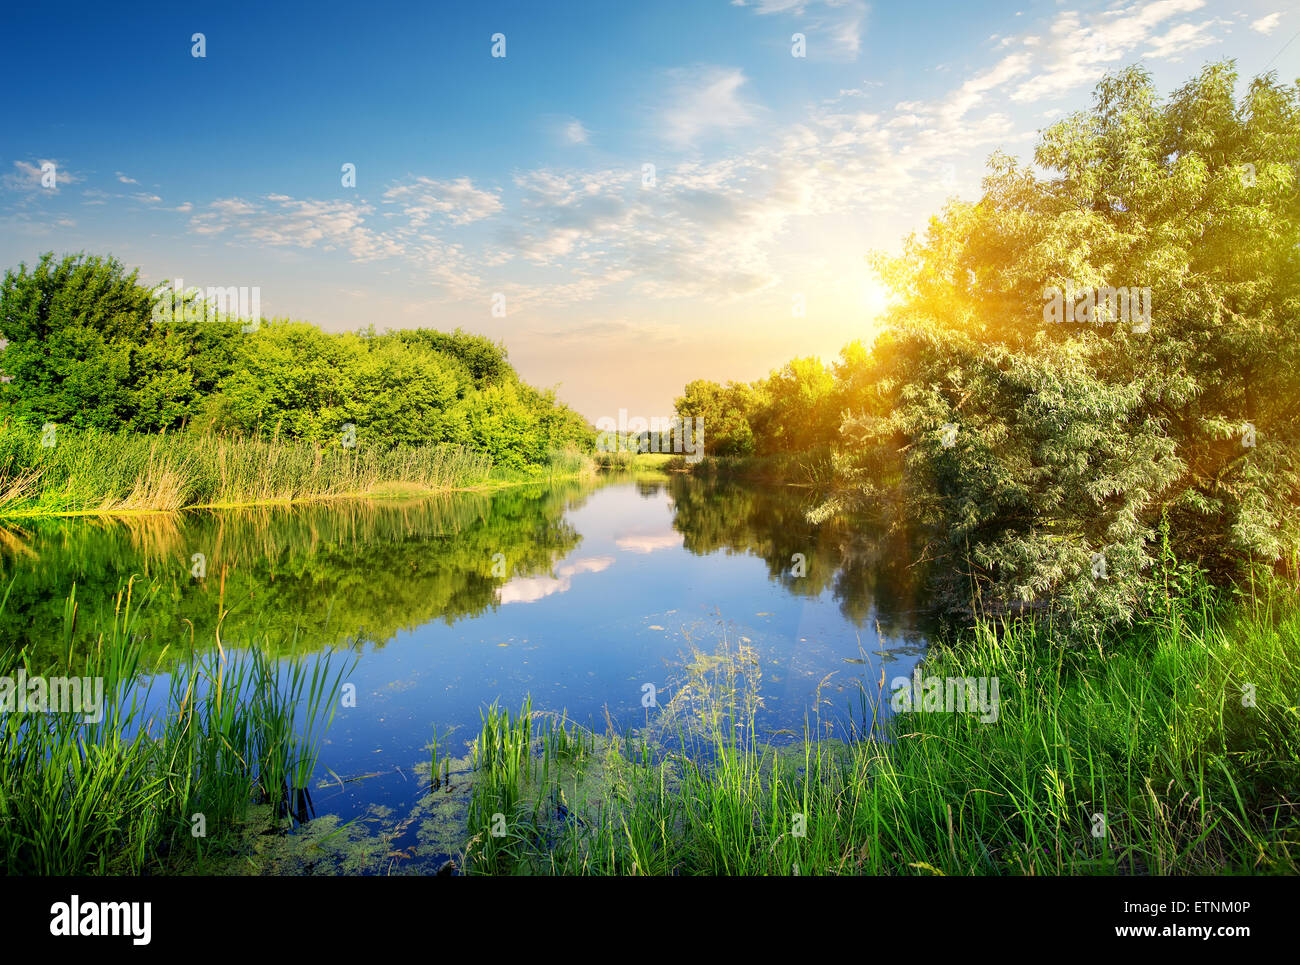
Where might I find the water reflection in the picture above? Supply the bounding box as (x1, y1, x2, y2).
(498, 555, 614, 605)
(658, 474, 929, 636)
(0, 476, 931, 674)
(2, 475, 939, 850)
(0, 482, 589, 668)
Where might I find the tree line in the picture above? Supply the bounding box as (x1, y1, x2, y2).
(0, 254, 593, 470)
(675, 63, 1300, 631)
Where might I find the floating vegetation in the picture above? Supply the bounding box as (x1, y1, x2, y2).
(430, 582, 1300, 875)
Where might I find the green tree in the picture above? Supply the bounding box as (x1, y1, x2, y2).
(748, 356, 839, 457)
(816, 63, 1300, 631)
(0, 252, 242, 431)
(674, 379, 758, 457)
(1, 253, 593, 467)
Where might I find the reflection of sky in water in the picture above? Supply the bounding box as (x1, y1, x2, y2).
(497, 555, 614, 604)
(613, 531, 683, 554)
(306, 480, 927, 827)
(3, 477, 930, 838)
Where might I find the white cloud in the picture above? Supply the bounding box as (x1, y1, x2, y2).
(933, 52, 1035, 123)
(1250, 12, 1282, 34)
(563, 119, 590, 144)
(382, 176, 502, 226)
(483, 49, 1041, 307)
(188, 195, 405, 261)
(736, 0, 869, 59)
(56, 0, 1249, 323)
(659, 66, 761, 148)
(496, 153, 810, 302)
(1010, 0, 1211, 103)
(1142, 18, 1226, 59)
(4, 159, 80, 193)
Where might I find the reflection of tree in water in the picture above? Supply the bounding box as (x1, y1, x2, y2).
(0, 482, 591, 669)
(0, 476, 936, 669)
(663, 475, 932, 640)
(634, 480, 668, 500)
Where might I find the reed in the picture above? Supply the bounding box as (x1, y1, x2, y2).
(0, 422, 495, 517)
(0, 576, 351, 874)
(542, 446, 598, 480)
(457, 574, 1300, 875)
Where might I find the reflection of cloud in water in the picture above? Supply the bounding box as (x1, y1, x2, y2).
(614, 531, 683, 554)
(497, 555, 614, 605)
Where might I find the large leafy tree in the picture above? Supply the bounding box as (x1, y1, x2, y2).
(0, 252, 241, 430)
(816, 63, 1300, 630)
(674, 379, 759, 457)
(748, 356, 840, 457)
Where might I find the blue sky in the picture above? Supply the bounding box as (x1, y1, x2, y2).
(2, 0, 1296, 418)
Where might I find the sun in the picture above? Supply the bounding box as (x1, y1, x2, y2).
(857, 265, 896, 319)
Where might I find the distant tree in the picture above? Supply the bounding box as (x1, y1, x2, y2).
(748, 356, 839, 456)
(674, 379, 758, 457)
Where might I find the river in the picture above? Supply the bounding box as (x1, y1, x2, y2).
(0, 472, 933, 871)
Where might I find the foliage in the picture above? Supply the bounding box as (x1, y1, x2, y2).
(674, 379, 760, 457)
(671, 64, 1299, 632)
(0, 581, 350, 875)
(0, 253, 240, 431)
(0, 253, 594, 465)
(824, 63, 1299, 630)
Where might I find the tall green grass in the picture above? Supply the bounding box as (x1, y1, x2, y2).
(593, 450, 677, 475)
(0, 577, 351, 874)
(459, 576, 1300, 875)
(0, 422, 495, 516)
(540, 446, 598, 480)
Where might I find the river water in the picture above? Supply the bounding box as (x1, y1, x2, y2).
(0, 473, 932, 871)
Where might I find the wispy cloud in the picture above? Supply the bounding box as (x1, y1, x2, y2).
(563, 119, 590, 144)
(898, 52, 1034, 124)
(1009, 0, 1213, 103)
(3, 159, 80, 194)
(658, 66, 762, 148)
(188, 195, 404, 261)
(10, 0, 1260, 325)
(734, 0, 869, 59)
(382, 176, 502, 227)
(1143, 17, 1227, 59)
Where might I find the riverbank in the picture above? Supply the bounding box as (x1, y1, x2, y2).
(661, 450, 834, 487)
(0, 424, 596, 518)
(4, 566, 1295, 875)
(591, 450, 678, 472)
(464, 573, 1300, 874)
(0, 580, 354, 875)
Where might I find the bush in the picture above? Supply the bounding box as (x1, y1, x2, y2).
(0, 254, 594, 466)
